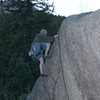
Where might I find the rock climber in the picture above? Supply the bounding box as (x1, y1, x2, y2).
(28, 29, 58, 77)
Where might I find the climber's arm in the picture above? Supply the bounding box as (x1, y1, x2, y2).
(54, 34, 58, 38)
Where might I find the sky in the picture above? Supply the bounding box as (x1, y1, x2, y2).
(48, 0, 100, 16)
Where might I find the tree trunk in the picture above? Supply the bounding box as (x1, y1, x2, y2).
(26, 0, 32, 15)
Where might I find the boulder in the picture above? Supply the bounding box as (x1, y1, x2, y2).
(26, 9, 100, 100)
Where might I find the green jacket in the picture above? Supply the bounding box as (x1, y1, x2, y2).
(31, 33, 54, 45)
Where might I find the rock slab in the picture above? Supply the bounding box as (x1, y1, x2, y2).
(26, 9, 100, 100)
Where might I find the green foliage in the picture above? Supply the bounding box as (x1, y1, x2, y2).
(0, 2, 65, 99)
(1, 0, 54, 14)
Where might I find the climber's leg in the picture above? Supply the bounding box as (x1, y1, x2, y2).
(38, 57, 47, 77)
(45, 43, 51, 58)
(38, 57, 44, 75)
(41, 43, 51, 58)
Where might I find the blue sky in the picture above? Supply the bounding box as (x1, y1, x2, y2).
(48, 0, 100, 16)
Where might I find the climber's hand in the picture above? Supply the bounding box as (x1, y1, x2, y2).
(54, 34, 58, 38)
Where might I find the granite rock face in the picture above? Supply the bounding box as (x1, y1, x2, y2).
(26, 9, 100, 100)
